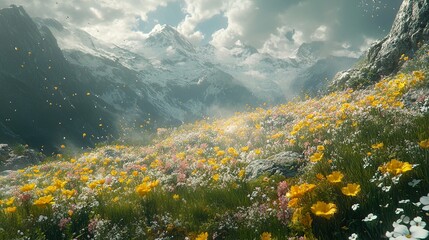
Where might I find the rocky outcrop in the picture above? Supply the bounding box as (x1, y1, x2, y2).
(245, 151, 304, 179)
(0, 144, 44, 173)
(331, 0, 429, 89)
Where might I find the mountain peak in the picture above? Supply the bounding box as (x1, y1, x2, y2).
(146, 24, 195, 53)
(295, 41, 326, 63)
(0, 4, 30, 19)
(149, 24, 177, 35)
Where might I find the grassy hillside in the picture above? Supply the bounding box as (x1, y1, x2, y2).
(0, 52, 429, 239)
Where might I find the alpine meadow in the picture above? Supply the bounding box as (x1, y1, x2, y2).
(0, 1, 429, 239)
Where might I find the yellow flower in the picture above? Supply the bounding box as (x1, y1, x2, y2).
(271, 132, 284, 139)
(6, 197, 15, 206)
(286, 183, 316, 198)
(20, 183, 36, 192)
(288, 198, 300, 208)
(149, 180, 160, 188)
(4, 206, 17, 213)
(216, 150, 225, 157)
(88, 181, 98, 189)
(43, 185, 57, 194)
(341, 183, 361, 197)
(61, 189, 75, 199)
(309, 152, 324, 162)
(326, 171, 344, 183)
(260, 232, 272, 240)
(60, 144, 66, 149)
(254, 149, 262, 155)
(371, 142, 384, 149)
(292, 208, 313, 228)
(135, 183, 151, 197)
(238, 169, 246, 179)
(378, 159, 413, 176)
(196, 149, 204, 155)
(176, 152, 186, 160)
(316, 173, 325, 180)
(418, 139, 429, 149)
(80, 175, 89, 182)
(212, 174, 220, 181)
(53, 179, 67, 188)
(34, 195, 55, 206)
(311, 201, 337, 219)
(241, 146, 249, 152)
(413, 71, 425, 81)
(227, 147, 239, 157)
(196, 232, 208, 240)
(173, 194, 180, 200)
(317, 145, 325, 151)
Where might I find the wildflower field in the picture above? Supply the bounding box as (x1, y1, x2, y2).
(1, 53, 429, 239)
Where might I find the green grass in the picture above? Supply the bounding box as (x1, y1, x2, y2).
(0, 58, 429, 239)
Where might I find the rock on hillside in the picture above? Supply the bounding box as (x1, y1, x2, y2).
(0, 144, 44, 173)
(332, 0, 429, 89)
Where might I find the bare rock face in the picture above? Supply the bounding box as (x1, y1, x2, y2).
(331, 0, 429, 89)
(0, 144, 44, 173)
(245, 151, 304, 179)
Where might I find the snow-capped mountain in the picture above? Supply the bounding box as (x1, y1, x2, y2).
(36, 17, 259, 123)
(0, 5, 357, 151)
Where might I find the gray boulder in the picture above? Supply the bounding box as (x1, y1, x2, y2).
(0, 144, 44, 172)
(0, 144, 12, 161)
(331, 0, 429, 89)
(245, 151, 304, 179)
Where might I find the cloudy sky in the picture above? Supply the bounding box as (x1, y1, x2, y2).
(1, 0, 403, 58)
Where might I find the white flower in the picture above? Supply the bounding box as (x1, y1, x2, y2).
(363, 213, 377, 222)
(348, 233, 358, 240)
(411, 217, 426, 228)
(408, 179, 421, 187)
(419, 193, 429, 211)
(395, 208, 404, 214)
(37, 215, 48, 222)
(382, 186, 392, 192)
(351, 204, 360, 211)
(396, 215, 410, 224)
(388, 224, 429, 240)
(399, 199, 410, 204)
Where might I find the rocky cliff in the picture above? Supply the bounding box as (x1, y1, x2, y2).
(332, 0, 429, 89)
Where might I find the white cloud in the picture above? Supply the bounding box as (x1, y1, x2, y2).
(177, 0, 226, 44)
(259, 26, 304, 58)
(311, 25, 328, 41)
(0, 0, 175, 47)
(210, 0, 254, 48)
(0, 0, 401, 58)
